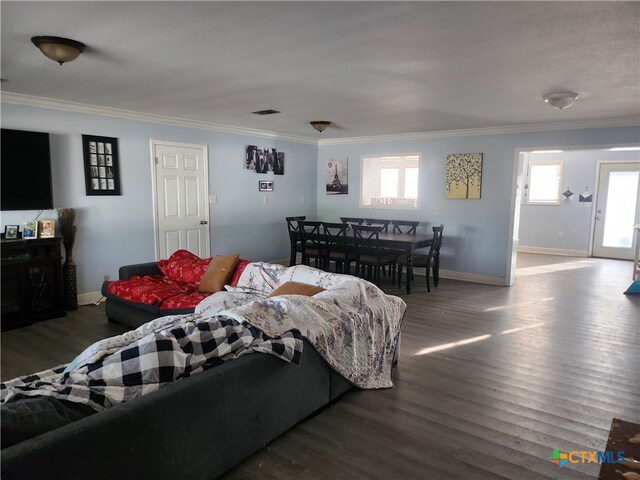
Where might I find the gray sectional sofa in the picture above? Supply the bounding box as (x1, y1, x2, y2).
(3, 262, 403, 480)
(1, 339, 353, 480)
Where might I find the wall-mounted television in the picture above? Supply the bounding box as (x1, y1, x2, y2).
(1, 129, 54, 211)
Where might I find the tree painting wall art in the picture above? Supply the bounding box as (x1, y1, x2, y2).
(446, 152, 483, 199)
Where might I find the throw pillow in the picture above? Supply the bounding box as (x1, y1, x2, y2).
(198, 254, 240, 293)
(158, 250, 212, 284)
(229, 259, 252, 287)
(267, 281, 325, 298)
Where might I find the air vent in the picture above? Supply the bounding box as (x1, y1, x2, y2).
(252, 109, 281, 115)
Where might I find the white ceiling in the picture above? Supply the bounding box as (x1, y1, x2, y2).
(1, 2, 639, 140)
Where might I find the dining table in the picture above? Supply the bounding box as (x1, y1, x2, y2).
(290, 223, 433, 294)
(374, 231, 434, 294)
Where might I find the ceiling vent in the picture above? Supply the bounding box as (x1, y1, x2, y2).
(252, 109, 281, 115)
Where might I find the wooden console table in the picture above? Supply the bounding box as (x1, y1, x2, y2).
(1, 237, 65, 330)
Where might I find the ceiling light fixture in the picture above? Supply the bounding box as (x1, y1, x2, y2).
(31, 36, 86, 65)
(542, 92, 579, 111)
(310, 121, 332, 133)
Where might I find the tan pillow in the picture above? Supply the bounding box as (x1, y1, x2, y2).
(267, 281, 325, 298)
(198, 254, 240, 293)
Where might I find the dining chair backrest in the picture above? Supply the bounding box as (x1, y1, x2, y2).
(352, 224, 383, 256)
(340, 217, 364, 225)
(298, 221, 324, 248)
(286, 216, 306, 237)
(428, 225, 444, 258)
(322, 222, 349, 252)
(364, 219, 390, 233)
(391, 220, 419, 235)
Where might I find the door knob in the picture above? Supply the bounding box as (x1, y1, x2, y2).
(200, 221, 208, 225)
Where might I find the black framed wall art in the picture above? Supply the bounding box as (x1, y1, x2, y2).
(82, 135, 121, 195)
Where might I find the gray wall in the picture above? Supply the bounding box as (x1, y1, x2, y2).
(1, 103, 317, 294)
(317, 127, 640, 281)
(518, 149, 640, 253)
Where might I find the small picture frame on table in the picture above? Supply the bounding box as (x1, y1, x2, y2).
(259, 181, 273, 192)
(4, 225, 19, 239)
(38, 219, 55, 238)
(22, 221, 38, 239)
(82, 135, 121, 195)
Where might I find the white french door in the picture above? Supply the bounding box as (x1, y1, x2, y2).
(592, 162, 640, 259)
(151, 140, 210, 259)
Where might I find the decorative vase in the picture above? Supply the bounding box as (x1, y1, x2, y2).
(63, 241, 78, 310)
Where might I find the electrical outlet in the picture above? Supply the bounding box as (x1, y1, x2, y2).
(558, 232, 564, 239)
(103, 274, 110, 282)
(301, 195, 306, 204)
(433, 208, 438, 215)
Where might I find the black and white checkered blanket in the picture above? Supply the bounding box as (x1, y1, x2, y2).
(1, 313, 303, 411)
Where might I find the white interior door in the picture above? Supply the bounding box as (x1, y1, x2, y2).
(152, 140, 210, 259)
(592, 162, 640, 259)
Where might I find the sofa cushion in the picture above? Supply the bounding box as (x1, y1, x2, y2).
(107, 275, 196, 305)
(229, 259, 251, 287)
(159, 292, 211, 311)
(158, 250, 212, 284)
(198, 254, 240, 293)
(267, 281, 325, 298)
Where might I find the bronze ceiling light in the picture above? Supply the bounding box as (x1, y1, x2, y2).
(310, 121, 332, 133)
(31, 36, 86, 65)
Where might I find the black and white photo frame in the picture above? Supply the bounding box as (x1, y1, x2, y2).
(82, 135, 121, 195)
(259, 180, 273, 192)
(245, 145, 284, 175)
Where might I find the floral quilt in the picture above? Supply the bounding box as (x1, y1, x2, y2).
(220, 262, 406, 389)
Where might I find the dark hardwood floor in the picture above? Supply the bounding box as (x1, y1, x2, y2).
(2, 253, 638, 479)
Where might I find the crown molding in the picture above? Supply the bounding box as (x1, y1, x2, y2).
(3, 92, 637, 147)
(0, 92, 318, 145)
(317, 117, 640, 146)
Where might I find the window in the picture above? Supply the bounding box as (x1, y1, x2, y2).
(527, 160, 562, 205)
(361, 155, 419, 208)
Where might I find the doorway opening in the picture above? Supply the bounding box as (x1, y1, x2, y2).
(507, 145, 640, 285)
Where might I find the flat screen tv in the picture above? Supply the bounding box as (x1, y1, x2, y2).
(1, 129, 54, 211)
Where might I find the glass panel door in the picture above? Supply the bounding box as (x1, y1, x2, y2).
(592, 162, 640, 259)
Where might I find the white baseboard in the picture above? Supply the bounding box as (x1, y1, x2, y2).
(437, 269, 506, 286)
(518, 246, 588, 257)
(77, 291, 105, 306)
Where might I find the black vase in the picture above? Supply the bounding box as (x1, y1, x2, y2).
(63, 241, 78, 310)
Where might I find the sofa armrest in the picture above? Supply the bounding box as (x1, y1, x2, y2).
(118, 262, 162, 280)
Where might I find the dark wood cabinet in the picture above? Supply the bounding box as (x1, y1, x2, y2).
(1, 237, 65, 330)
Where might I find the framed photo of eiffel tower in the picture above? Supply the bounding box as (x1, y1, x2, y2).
(326, 157, 348, 195)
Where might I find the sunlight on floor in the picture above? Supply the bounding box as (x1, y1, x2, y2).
(484, 297, 554, 312)
(516, 259, 597, 277)
(414, 334, 491, 355)
(499, 322, 545, 335)
(413, 322, 546, 355)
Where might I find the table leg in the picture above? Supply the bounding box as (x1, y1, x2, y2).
(406, 246, 412, 294)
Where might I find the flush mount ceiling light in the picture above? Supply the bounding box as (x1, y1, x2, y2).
(310, 121, 332, 133)
(31, 36, 86, 65)
(543, 92, 579, 111)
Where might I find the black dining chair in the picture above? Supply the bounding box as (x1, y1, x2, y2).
(285, 216, 306, 266)
(352, 225, 400, 286)
(397, 225, 444, 292)
(298, 221, 327, 270)
(391, 220, 419, 235)
(322, 222, 355, 274)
